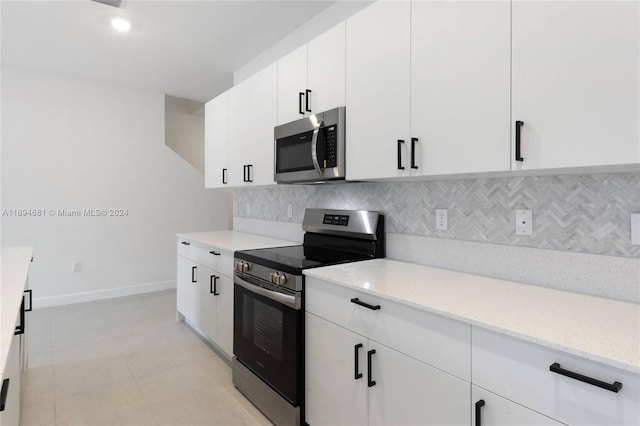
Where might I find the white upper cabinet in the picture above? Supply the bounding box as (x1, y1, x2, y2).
(277, 22, 346, 125)
(410, 1, 511, 176)
(228, 63, 278, 186)
(346, 1, 411, 181)
(511, 1, 640, 170)
(307, 22, 346, 115)
(277, 45, 308, 125)
(204, 92, 229, 189)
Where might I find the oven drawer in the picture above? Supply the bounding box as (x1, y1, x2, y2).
(177, 239, 232, 277)
(305, 277, 471, 380)
(472, 327, 640, 426)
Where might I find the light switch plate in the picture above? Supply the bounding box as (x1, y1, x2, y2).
(631, 214, 640, 246)
(516, 209, 533, 236)
(287, 204, 293, 218)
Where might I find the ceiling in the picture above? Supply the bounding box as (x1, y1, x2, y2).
(1, 0, 336, 101)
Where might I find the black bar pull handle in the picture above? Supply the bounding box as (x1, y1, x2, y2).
(181, 241, 191, 246)
(550, 363, 622, 393)
(210, 275, 220, 295)
(475, 400, 485, 426)
(191, 266, 197, 283)
(305, 89, 312, 112)
(243, 165, 247, 182)
(14, 299, 25, 336)
(209, 250, 220, 256)
(350, 298, 381, 311)
(222, 168, 227, 185)
(411, 137, 419, 169)
(367, 349, 376, 387)
(0, 378, 9, 412)
(397, 139, 405, 170)
(247, 165, 253, 183)
(299, 92, 305, 115)
(25, 289, 33, 312)
(354, 343, 363, 380)
(515, 120, 524, 162)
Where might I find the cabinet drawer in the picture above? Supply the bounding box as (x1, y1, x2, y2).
(305, 277, 471, 380)
(177, 240, 232, 277)
(472, 327, 640, 426)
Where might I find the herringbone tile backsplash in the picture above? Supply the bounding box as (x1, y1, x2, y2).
(234, 173, 640, 258)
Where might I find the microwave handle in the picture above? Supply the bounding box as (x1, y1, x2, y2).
(311, 120, 324, 176)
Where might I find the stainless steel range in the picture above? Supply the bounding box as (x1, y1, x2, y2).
(232, 208, 385, 426)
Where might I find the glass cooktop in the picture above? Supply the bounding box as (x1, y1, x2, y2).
(234, 245, 373, 275)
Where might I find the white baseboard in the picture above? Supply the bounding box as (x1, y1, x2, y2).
(33, 280, 176, 309)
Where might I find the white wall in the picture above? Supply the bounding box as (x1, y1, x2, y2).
(233, 0, 373, 84)
(165, 95, 205, 174)
(1, 67, 229, 307)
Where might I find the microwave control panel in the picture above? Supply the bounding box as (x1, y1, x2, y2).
(323, 125, 337, 168)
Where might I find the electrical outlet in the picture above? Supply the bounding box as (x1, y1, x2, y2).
(247, 203, 251, 215)
(72, 261, 81, 272)
(515, 209, 533, 236)
(631, 214, 640, 246)
(287, 204, 293, 218)
(436, 209, 448, 231)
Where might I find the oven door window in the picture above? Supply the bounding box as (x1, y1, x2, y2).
(275, 129, 326, 174)
(233, 283, 302, 405)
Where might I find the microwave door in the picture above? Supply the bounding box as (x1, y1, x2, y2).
(310, 120, 324, 177)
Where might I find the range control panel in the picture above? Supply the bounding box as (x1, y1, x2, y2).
(323, 214, 350, 226)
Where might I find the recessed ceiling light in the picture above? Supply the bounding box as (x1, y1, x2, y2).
(111, 17, 131, 32)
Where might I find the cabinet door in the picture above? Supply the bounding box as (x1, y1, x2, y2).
(411, 1, 510, 176)
(228, 63, 277, 186)
(204, 92, 229, 189)
(472, 386, 564, 426)
(176, 255, 199, 325)
(277, 45, 308, 125)
(308, 21, 346, 114)
(214, 274, 234, 358)
(197, 265, 218, 342)
(368, 342, 470, 426)
(305, 313, 368, 426)
(512, 1, 640, 170)
(345, 1, 411, 180)
(0, 334, 21, 426)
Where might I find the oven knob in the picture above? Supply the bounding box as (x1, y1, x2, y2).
(277, 273, 287, 286)
(269, 272, 277, 283)
(242, 262, 251, 273)
(235, 261, 243, 272)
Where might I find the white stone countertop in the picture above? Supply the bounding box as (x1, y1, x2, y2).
(176, 231, 297, 254)
(1, 246, 33, 376)
(304, 258, 640, 374)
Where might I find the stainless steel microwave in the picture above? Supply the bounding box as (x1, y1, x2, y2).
(274, 107, 345, 184)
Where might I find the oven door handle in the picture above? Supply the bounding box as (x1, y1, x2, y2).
(311, 118, 324, 177)
(235, 275, 300, 310)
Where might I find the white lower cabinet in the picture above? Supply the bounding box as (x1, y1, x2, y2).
(0, 333, 21, 426)
(305, 277, 471, 426)
(176, 240, 234, 359)
(472, 327, 640, 426)
(368, 342, 470, 426)
(306, 312, 470, 426)
(472, 386, 564, 426)
(305, 313, 367, 426)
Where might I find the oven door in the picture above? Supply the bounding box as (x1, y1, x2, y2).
(233, 274, 302, 405)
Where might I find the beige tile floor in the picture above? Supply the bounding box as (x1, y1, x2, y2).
(21, 290, 272, 426)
